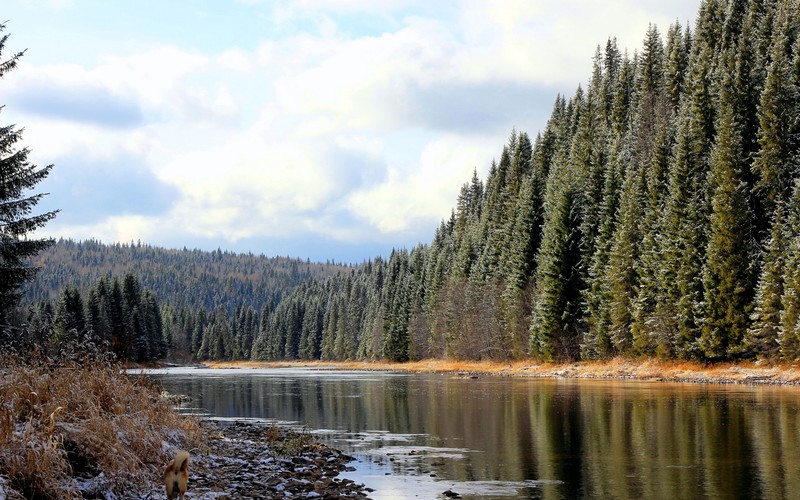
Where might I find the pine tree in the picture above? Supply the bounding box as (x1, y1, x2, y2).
(699, 79, 752, 360)
(52, 286, 85, 347)
(752, 2, 800, 216)
(607, 155, 644, 355)
(665, 22, 690, 112)
(0, 24, 58, 328)
(746, 201, 787, 358)
(530, 163, 586, 362)
(780, 230, 800, 358)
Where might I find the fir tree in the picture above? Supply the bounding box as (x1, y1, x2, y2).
(530, 164, 586, 362)
(0, 24, 58, 329)
(665, 22, 690, 112)
(746, 201, 787, 358)
(52, 286, 85, 346)
(752, 2, 800, 215)
(607, 154, 644, 355)
(700, 79, 752, 359)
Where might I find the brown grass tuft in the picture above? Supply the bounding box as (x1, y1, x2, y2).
(0, 354, 202, 498)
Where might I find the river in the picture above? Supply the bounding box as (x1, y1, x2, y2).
(147, 367, 800, 499)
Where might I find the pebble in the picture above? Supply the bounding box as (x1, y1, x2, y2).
(155, 420, 370, 499)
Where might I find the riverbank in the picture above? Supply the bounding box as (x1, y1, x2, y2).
(174, 419, 370, 499)
(203, 357, 800, 386)
(0, 356, 370, 499)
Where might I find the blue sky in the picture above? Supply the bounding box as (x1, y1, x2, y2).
(3, 0, 698, 263)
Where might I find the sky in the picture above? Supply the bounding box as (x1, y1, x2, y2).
(3, 0, 698, 263)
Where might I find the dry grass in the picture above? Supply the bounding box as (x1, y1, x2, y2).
(0, 354, 202, 499)
(205, 357, 800, 385)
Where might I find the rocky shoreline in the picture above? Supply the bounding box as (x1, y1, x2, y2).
(165, 419, 373, 499)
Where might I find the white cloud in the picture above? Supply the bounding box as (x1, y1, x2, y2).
(217, 48, 254, 73)
(457, 0, 698, 87)
(7, 46, 224, 126)
(49, 215, 161, 246)
(346, 137, 492, 234)
(14, 0, 699, 260)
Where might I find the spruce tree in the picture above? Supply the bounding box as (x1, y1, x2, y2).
(665, 22, 690, 112)
(607, 158, 644, 355)
(582, 135, 626, 359)
(0, 24, 58, 328)
(610, 53, 636, 136)
(699, 80, 752, 360)
(650, 13, 719, 359)
(530, 162, 586, 362)
(639, 24, 667, 95)
(780, 231, 800, 358)
(746, 201, 787, 358)
(500, 173, 544, 357)
(382, 250, 410, 362)
(52, 286, 85, 347)
(780, 177, 800, 359)
(752, 2, 800, 216)
(602, 38, 622, 123)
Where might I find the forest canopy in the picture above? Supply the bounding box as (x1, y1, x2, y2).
(12, 0, 800, 365)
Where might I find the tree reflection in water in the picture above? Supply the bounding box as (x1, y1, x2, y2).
(151, 368, 800, 499)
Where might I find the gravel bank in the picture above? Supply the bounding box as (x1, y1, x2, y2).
(171, 419, 373, 499)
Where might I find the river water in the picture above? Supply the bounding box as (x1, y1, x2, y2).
(147, 367, 800, 499)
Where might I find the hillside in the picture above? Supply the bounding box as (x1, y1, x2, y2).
(24, 239, 349, 313)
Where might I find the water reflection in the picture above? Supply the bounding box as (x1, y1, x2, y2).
(149, 368, 800, 499)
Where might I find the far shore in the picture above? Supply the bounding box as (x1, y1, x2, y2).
(198, 357, 800, 386)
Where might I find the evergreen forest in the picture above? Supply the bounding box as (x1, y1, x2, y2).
(13, 0, 800, 364)
(16, 239, 348, 361)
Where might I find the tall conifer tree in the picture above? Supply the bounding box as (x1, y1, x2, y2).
(0, 24, 58, 328)
(700, 74, 752, 359)
(746, 200, 787, 358)
(530, 162, 585, 362)
(607, 157, 644, 355)
(752, 2, 800, 216)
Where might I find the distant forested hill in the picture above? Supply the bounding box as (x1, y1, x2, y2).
(24, 239, 348, 314)
(19, 239, 351, 361)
